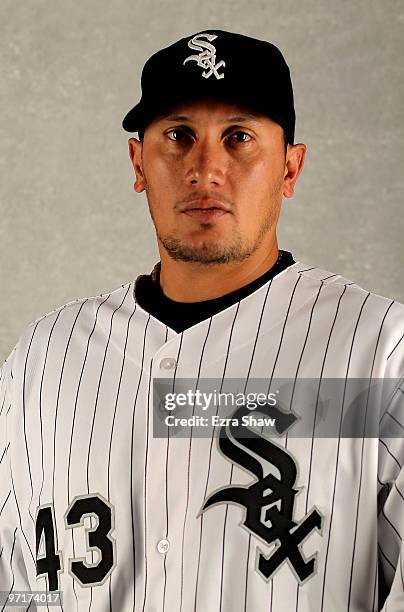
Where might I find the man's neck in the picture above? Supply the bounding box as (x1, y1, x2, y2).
(158, 241, 279, 303)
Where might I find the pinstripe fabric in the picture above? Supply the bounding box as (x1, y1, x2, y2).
(0, 263, 404, 611)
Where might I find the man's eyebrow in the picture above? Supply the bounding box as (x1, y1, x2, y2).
(161, 114, 190, 121)
(222, 114, 264, 123)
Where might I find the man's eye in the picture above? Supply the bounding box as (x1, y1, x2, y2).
(229, 131, 252, 143)
(166, 128, 189, 141)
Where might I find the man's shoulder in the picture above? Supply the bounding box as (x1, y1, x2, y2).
(289, 260, 404, 310)
(6, 280, 136, 370)
(35, 281, 134, 322)
(29, 280, 134, 326)
(283, 261, 404, 347)
(279, 261, 404, 374)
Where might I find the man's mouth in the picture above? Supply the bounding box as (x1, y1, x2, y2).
(182, 208, 228, 221)
(181, 198, 230, 221)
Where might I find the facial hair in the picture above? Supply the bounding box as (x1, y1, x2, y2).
(143, 164, 283, 266)
(156, 214, 276, 265)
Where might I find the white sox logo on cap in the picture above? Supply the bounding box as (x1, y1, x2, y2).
(183, 32, 226, 80)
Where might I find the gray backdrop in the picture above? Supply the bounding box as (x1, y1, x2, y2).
(1, 0, 403, 363)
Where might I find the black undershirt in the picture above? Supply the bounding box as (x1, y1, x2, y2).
(134, 250, 295, 333)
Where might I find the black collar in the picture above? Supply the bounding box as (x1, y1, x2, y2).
(134, 250, 295, 332)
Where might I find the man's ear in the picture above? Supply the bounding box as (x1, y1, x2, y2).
(128, 138, 146, 193)
(283, 143, 306, 198)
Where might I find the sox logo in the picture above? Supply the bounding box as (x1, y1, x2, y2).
(183, 32, 226, 80)
(200, 405, 324, 584)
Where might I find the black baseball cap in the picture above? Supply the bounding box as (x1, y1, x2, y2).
(122, 29, 296, 144)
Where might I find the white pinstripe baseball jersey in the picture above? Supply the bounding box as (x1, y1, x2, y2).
(1, 260, 404, 611)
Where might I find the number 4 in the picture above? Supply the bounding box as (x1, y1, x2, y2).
(36, 505, 63, 591)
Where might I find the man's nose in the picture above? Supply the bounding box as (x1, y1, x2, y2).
(185, 139, 227, 187)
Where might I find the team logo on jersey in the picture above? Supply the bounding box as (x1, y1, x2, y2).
(183, 33, 226, 80)
(200, 405, 323, 584)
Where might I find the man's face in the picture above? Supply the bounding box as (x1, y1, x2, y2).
(129, 98, 305, 266)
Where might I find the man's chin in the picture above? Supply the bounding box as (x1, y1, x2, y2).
(161, 242, 251, 265)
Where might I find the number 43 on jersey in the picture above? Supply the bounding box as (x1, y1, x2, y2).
(36, 494, 116, 590)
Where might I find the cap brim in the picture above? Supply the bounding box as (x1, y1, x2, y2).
(122, 92, 195, 132)
(122, 102, 144, 132)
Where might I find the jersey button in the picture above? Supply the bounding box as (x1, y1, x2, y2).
(159, 357, 176, 370)
(157, 539, 170, 554)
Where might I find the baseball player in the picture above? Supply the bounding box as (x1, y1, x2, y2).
(1, 29, 404, 612)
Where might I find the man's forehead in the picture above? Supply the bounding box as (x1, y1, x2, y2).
(155, 98, 268, 124)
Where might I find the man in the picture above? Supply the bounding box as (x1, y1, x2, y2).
(0, 29, 403, 612)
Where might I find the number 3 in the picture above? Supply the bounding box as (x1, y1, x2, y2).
(65, 493, 116, 587)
